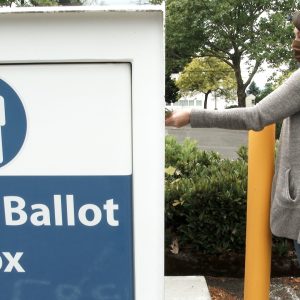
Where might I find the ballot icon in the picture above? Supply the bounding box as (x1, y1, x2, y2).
(0, 96, 5, 163)
(0, 80, 26, 168)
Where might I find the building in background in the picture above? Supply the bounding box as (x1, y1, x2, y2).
(167, 92, 237, 110)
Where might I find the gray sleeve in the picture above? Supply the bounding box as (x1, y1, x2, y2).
(190, 69, 300, 131)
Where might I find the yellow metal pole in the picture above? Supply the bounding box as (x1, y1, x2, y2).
(244, 124, 275, 300)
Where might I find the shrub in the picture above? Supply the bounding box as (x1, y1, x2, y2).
(165, 136, 289, 256)
(165, 136, 247, 254)
(276, 121, 282, 140)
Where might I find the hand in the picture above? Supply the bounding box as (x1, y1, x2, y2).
(165, 110, 191, 128)
(295, 27, 300, 41)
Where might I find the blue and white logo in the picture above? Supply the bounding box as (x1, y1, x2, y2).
(0, 79, 27, 168)
(0, 79, 134, 299)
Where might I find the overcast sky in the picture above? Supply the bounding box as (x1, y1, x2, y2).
(241, 61, 278, 90)
(252, 68, 275, 89)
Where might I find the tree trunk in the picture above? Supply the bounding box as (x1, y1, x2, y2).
(232, 56, 246, 107)
(236, 80, 247, 107)
(204, 90, 211, 109)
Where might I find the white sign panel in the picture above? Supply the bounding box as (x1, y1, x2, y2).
(0, 63, 132, 175)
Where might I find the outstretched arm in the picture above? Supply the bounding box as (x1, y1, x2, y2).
(166, 69, 300, 131)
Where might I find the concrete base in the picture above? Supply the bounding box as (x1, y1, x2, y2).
(165, 276, 211, 300)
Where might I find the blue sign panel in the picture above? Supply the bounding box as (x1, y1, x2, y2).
(0, 176, 134, 300)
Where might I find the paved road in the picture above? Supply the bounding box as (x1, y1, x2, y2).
(166, 126, 248, 160)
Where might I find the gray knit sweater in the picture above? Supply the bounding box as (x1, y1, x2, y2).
(190, 68, 300, 242)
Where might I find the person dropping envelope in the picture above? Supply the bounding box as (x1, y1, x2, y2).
(0, 96, 5, 164)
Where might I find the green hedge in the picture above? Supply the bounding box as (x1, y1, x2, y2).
(165, 136, 289, 256)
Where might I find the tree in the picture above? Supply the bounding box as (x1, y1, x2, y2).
(247, 81, 260, 96)
(166, 0, 300, 107)
(176, 57, 236, 109)
(256, 69, 294, 103)
(165, 73, 179, 103)
(255, 83, 274, 103)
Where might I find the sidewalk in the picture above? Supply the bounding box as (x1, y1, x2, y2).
(165, 276, 300, 299)
(165, 276, 211, 300)
(206, 276, 300, 299)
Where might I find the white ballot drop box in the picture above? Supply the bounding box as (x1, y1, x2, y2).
(0, 5, 164, 300)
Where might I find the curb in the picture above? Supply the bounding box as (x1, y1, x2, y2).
(165, 276, 211, 300)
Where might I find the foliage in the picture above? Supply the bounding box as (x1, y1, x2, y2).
(165, 136, 248, 254)
(275, 122, 282, 140)
(166, 73, 179, 103)
(149, 0, 162, 4)
(247, 81, 260, 96)
(166, 0, 300, 107)
(256, 68, 296, 103)
(165, 136, 290, 256)
(225, 104, 239, 109)
(270, 69, 295, 88)
(236, 145, 248, 162)
(272, 237, 291, 257)
(176, 57, 236, 108)
(255, 82, 274, 103)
